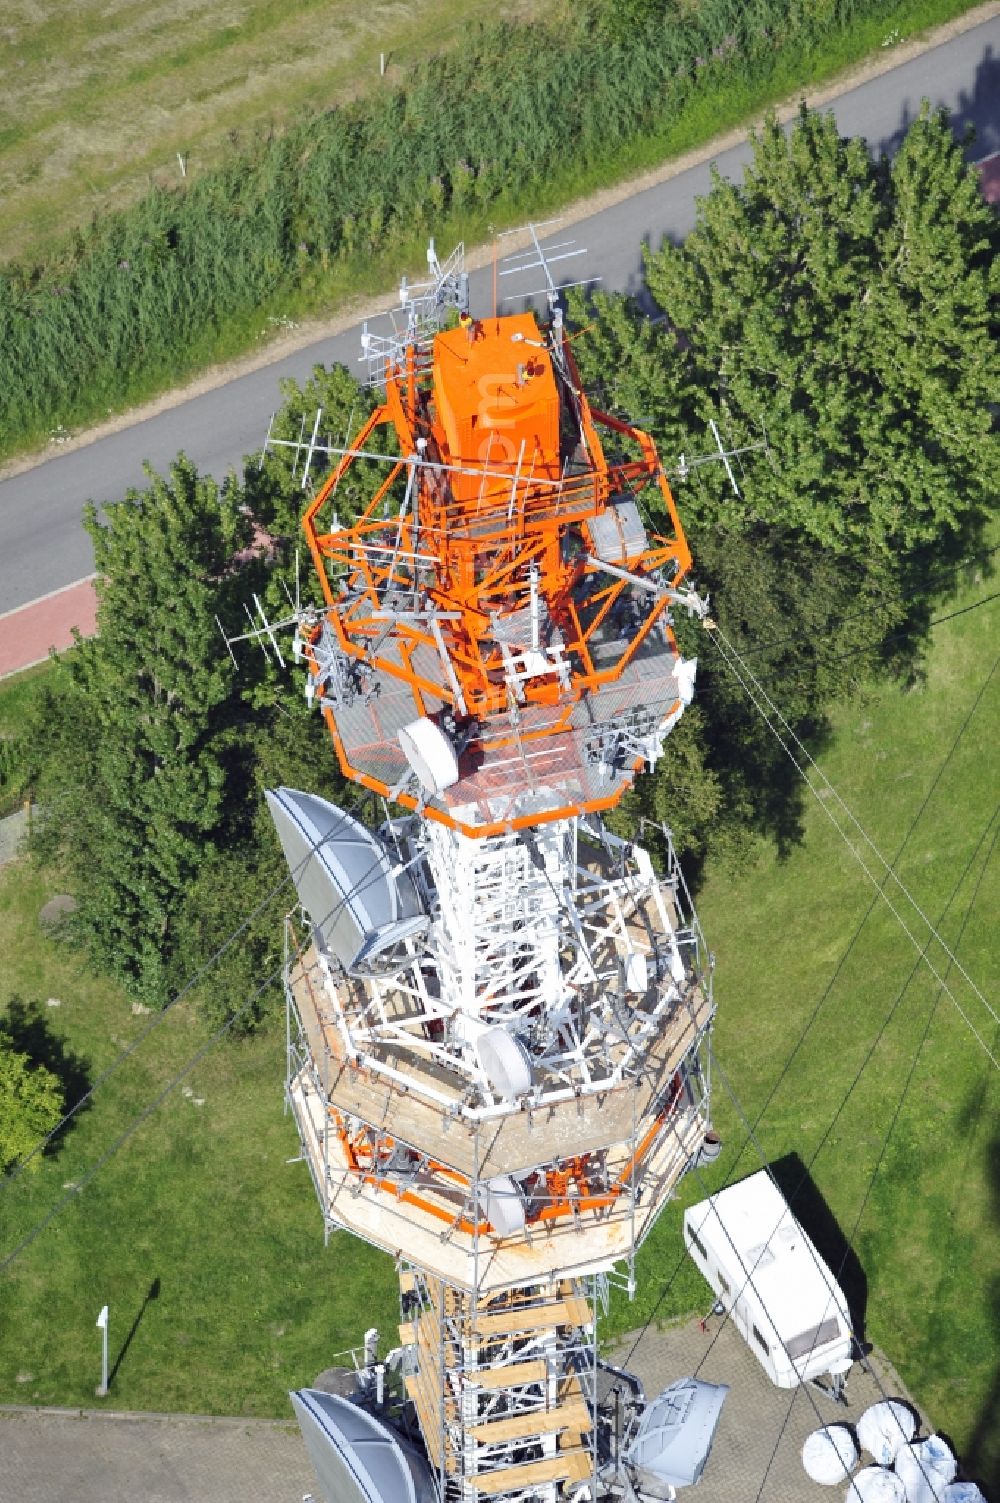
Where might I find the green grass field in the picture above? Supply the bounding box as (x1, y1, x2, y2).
(0, 549, 996, 1471)
(0, 0, 986, 465)
(2, 0, 983, 272)
(603, 549, 999, 1478)
(0, 860, 401, 1414)
(0, 0, 547, 267)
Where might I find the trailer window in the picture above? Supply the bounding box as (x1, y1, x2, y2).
(752, 1324, 769, 1354)
(718, 1272, 730, 1296)
(689, 1227, 707, 1261)
(786, 1317, 841, 1360)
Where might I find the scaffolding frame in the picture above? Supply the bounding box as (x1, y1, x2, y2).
(282, 839, 714, 1281)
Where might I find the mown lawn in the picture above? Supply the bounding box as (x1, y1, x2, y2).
(0, 0, 988, 472)
(2, 0, 985, 272)
(0, 0, 549, 267)
(0, 860, 400, 1414)
(0, 545, 995, 1476)
(603, 547, 998, 1480)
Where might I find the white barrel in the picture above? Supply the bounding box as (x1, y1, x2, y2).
(942, 1485, 987, 1502)
(896, 1437, 957, 1503)
(857, 1401, 917, 1466)
(802, 1424, 859, 1484)
(847, 1466, 905, 1502)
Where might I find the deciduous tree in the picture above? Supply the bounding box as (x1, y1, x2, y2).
(645, 104, 998, 554)
(570, 103, 996, 868)
(0, 1041, 62, 1176)
(38, 457, 255, 1004)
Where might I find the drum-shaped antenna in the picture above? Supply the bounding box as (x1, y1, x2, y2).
(398, 718, 460, 793)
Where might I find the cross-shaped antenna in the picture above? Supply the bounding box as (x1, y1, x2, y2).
(674, 421, 769, 497)
(498, 222, 595, 312)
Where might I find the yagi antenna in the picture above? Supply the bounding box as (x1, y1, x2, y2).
(259, 412, 276, 471)
(709, 419, 739, 497)
(497, 221, 595, 318)
(216, 614, 238, 667)
(358, 240, 468, 385)
(217, 599, 304, 669)
(300, 407, 324, 491)
(262, 408, 328, 490)
(254, 592, 286, 667)
(675, 422, 769, 497)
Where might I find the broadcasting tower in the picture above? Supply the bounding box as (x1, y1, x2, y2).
(266, 237, 725, 1503)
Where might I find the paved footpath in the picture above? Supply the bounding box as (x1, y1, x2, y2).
(0, 806, 31, 866)
(0, 577, 97, 681)
(0, 1321, 933, 1503)
(0, 1406, 316, 1503)
(613, 1315, 930, 1503)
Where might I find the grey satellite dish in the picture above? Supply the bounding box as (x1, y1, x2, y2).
(291, 1389, 437, 1503)
(626, 1377, 729, 1490)
(482, 1175, 527, 1237)
(266, 788, 428, 974)
(476, 1027, 533, 1099)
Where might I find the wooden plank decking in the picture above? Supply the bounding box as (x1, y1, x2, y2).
(289, 942, 712, 1181)
(468, 1448, 593, 1495)
(469, 1400, 591, 1444)
(464, 1359, 548, 1390)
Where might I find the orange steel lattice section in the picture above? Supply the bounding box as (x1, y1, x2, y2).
(327, 1101, 684, 1239)
(300, 311, 694, 837)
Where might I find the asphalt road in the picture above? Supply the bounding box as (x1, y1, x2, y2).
(0, 15, 997, 617)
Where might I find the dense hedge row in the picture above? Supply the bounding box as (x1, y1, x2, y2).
(1, 0, 880, 453)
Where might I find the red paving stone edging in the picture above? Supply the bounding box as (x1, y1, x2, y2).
(0, 577, 97, 679)
(977, 149, 1000, 203)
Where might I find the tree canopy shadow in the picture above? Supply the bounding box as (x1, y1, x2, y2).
(876, 42, 1000, 163)
(0, 996, 91, 1154)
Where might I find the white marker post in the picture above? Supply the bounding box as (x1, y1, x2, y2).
(96, 1305, 109, 1397)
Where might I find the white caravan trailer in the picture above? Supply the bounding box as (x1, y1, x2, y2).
(683, 1170, 854, 1392)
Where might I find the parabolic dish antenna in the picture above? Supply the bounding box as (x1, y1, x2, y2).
(626, 1377, 729, 1489)
(476, 1026, 534, 1099)
(482, 1175, 528, 1237)
(291, 1388, 437, 1503)
(266, 787, 428, 974)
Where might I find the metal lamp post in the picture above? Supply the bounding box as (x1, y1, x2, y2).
(95, 1305, 108, 1397)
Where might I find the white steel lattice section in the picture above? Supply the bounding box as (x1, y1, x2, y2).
(279, 812, 715, 1288)
(398, 1270, 596, 1503)
(290, 814, 711, 1106)
(422, 819, 574, 1031)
